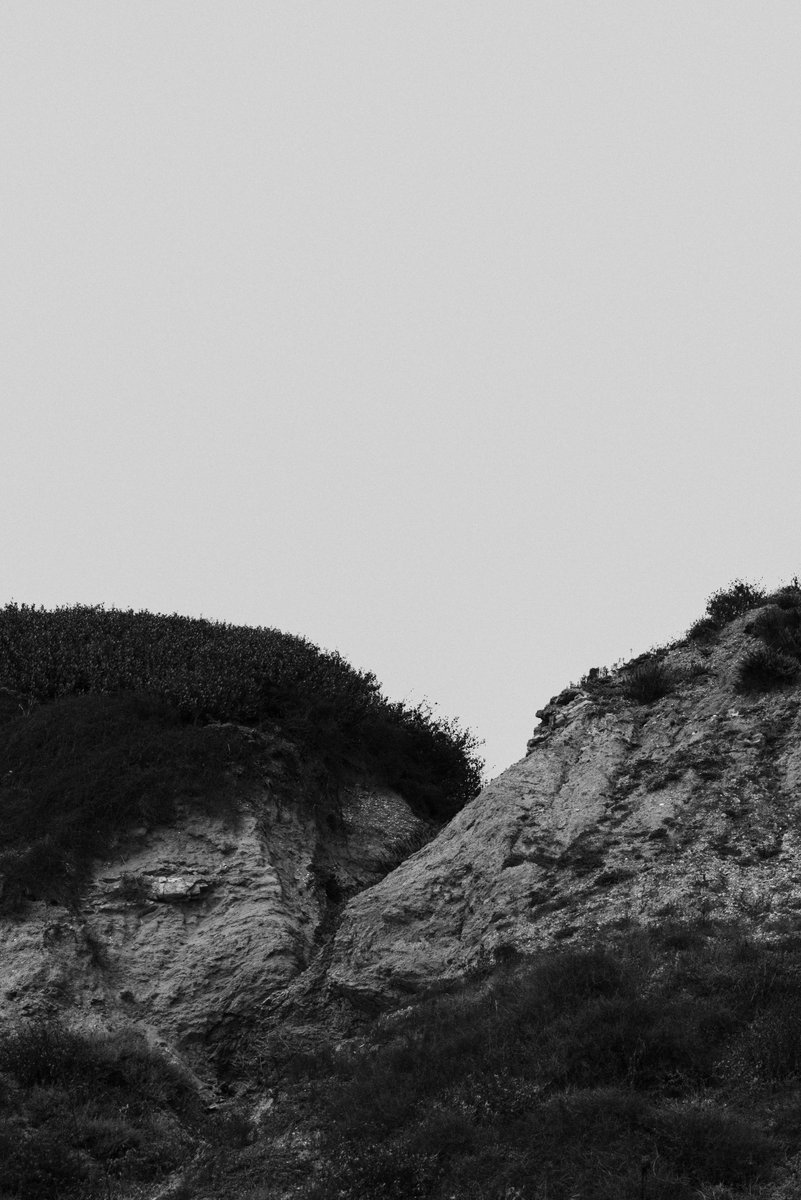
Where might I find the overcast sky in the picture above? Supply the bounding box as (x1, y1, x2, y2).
(3, 3, 801, 778)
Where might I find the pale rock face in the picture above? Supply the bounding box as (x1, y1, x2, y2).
(0, 782, 424, 1050)
(327, 615, 801, 1008)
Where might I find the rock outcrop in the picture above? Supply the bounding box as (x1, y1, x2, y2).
(0, 769, 426, 1056)
(326, 612, 801, 1008)
(8, 604, 801, 1054)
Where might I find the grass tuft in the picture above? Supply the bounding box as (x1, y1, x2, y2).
(621, 657, 674, 704)
(736, 645, 800, 692)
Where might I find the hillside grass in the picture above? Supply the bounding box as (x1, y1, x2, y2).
(230, 921, 801, 1200)
(0, 1018, 239, 1199)
(6, 921, 801, 1198)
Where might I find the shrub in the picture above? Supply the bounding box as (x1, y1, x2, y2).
(654, 1103, 775, 1185)
(686, 617, 718, 642)
(621, 658, 674, 704)
(0, 1020, 199, 1198)
(739, 999, 801, 1081)
(749, 603, 801, 657)
(305, 1142, 442, 1200)
(543, 994, 735, 1089)
(767, 581, 801, 609)
(736, 645, 800, 693)
(705, 580, 765, 626)
(0, 1122, 87, 1199)
(116, 872, 151, 904)
(0, 1021, 195, 1115)
(277, 928, 801, 1200)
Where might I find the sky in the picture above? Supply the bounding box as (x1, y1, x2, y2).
(3, 4, 801, 779)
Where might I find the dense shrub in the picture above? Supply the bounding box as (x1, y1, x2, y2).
(0, 1020, 195, 1114)
(739, 999, 801, 1080)
(766, 578, 801, 608)
(621, 657, 673, 704)
(750, 603, 801, 656)
(705, 579, 765, 625)
(0, 603, 483, 829)
(736, 645, 800, 692)
(654, 1103, 775, 1185)
(0, 1122, 87, 1200)
(276, 928, 801, 1200)
(0, 1020, 198, 1198)
(306, 1142, 442, 1200)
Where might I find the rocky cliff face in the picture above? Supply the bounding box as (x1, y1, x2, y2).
(0, 760, 426, 1058)
(6, 604, 801, 1055)
(325, 611, 801, 1009)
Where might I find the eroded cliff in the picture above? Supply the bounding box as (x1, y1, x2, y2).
(0, 744, 426, 1056)
(326, 609, 801, 1008)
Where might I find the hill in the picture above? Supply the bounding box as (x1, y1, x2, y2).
(6, 584, 801, 1198)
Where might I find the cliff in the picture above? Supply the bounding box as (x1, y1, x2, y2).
(6, 587, 801, 1199)
(0, 724, 427, 1053)
(326, 606, 801, 1007)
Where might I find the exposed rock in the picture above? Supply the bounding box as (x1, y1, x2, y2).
(327, 612, 801, 1008)
(0, 778, 426, 1058)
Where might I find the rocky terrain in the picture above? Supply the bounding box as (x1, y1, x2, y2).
(6, 585, 801, 1199)
(0, 768, 426, 1053)
(326, 613, 801, 1008)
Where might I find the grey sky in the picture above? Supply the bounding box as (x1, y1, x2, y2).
(3, 3, 801, 776)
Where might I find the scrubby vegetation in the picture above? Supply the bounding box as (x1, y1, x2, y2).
(620, 656, 674, 704)
(0, 1019, 204, 1198)
(686, 615, 718, 642)
(7, 926, 801, 1198)
(0, 605, 483, 906)
(733, 583, 801, 692)
(736, 644, 800, 692)
(705, 579, 766, 626)
(226, 922, 801, 1200)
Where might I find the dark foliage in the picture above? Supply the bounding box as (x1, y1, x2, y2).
(620, 657, 674, 705)
(749, 603, 801, 656)
(686, 616, 718, 642)
(653, 1104, 775, 1186)
(0, 603, 483, 833)
(273, 927, 801, 1200)
(0, 1019, 199, 1198)
(705, 579, 766, 626)
(766, 579, 801, 609)
(736, 645, 800, 693)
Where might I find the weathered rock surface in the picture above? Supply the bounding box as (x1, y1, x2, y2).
(0, 775, 425, 1053)
(327, 613, 801, 1008)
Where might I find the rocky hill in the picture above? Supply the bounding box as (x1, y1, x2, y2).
(326, 602, 801, 1009)
(5, 583, 801, 1200)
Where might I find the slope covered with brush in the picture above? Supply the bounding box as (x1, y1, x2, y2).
(0, 604, 483, 910)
